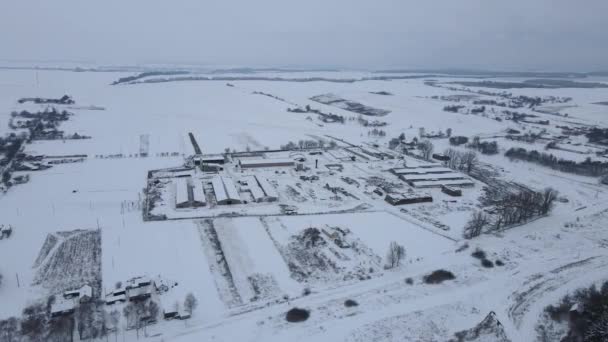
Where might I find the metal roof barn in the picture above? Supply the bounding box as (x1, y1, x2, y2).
(174, 177, 191, 209)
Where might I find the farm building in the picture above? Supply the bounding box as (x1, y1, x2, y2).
(127, 282, 154, 301)
(432, 153, 450, 161)
(399, 172, 469, 184)
(174, 177, 206, 208)
(244, 176, 266, 202)
(385, 190, 433, 205)
(412, 179, 475, 188)
(441, 185, 463, 196)
(239, 158, 295, 169)
(51, 300, 76, 317)
(174, 177, 192, 209)
(212, 176, 242, 205)
(163, 308, 179, 319)
(255, 176, 278, 202)
(63, 284, 93, 303)
(391, 167, 453, 176)
(191, 181, 207, 207)
(105, 293, 127, 305)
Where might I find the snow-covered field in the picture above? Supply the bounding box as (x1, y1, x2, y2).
(0, 67, 607, 341)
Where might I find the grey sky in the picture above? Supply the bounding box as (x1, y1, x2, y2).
(1, 0, 607, 70)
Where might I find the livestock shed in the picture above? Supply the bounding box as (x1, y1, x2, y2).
(412, 179, 475, 188)
(385, 190, 433, 205)
(399, 172, 468, 184)
(212, 176, 242, 205)
(391, 167, 453, 176)
(239, 158, 294, 169)
(441, 185, 463, 196)
(174, 177, 192, 209)
(191, 181, 207, 207)
(432, 153, 451, 161)
(255, 176, 279, 202)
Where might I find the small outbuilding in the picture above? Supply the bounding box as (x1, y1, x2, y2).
(385, 190, 433, 205)
(441, 185, 463, 197)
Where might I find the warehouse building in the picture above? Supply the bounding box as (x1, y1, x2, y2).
(255, 176, 279, 202)
(174, 177, 207, 209)
(174, 177, 192, 209)
(239, 158, 295, 169)
(212, 176, 242, 205)
(391, 167, 453, 176)
(385, 190, 433, 205)
(191, 181, 207, 207)
(412, 179, 475, 188)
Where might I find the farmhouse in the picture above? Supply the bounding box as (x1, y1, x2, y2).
(212, 176, 242, 205)
(239, 158, 294, 169)
(385, 190, 433, 205)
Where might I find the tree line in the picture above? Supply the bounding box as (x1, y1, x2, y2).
(505, 147, 608, 177)
(464, 187, 558, 239)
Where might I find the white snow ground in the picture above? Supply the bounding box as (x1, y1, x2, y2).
(0, 68, 607, 341)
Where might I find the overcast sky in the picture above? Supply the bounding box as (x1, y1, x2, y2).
(1, 0, 607, 71)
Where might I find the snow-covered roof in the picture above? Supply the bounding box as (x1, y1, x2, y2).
(51, 300, 75, 314)
(400, 173, 466, 182)
(212, 176, 228, 203)
(175, 177, 191, 206)
(240, 158, 294, 167)
(105, 293, 126, 304)
(392, 167, 453, 175)
(222, 177, 241, 201)
(191, 181, 206, 205)
(412, 179, 475, 188)
(255, 176, 278, 199)
(246, 176, 266, 202)
(79, 285, 92, 299)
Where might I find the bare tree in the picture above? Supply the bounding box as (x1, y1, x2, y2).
(184, 293, 198, 316)
(539, 187, 558, 215)
(21, 303, 48, 342)
(418, 140, 434, 161)
(123, 301, 145, 339)
(463, 211, 489, 239)
(461, 151, 478, 174)
(147, 301, 159, 321)
(107, 310, 120, 342)
(0, 317, 20, 342)
(48, 315, 74, 342)
(385, 241, 406, 269)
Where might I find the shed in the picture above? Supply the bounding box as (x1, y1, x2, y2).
(255, 176, 278, 202)
(105, 293, 127, 305)
(240, 158, 294, 169)
(51, 300, 76, 317)
(441, 185, 463, 197)
(385, 190, 433, 205)
(191, 181, 207, 207)
(432, 153, 451, 161)
(174, 177, 191, 209)
(212, 176, 242, 205)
